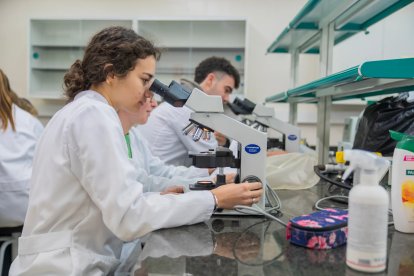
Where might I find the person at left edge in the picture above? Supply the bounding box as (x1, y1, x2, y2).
(0, 69, 44, 228)
(0, 69, 43, 276)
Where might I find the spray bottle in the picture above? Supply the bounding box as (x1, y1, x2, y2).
(342, 149, 390, 273)
(390, 130, 414, 233)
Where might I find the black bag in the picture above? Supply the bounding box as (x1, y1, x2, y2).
(353, 92, 414, 156)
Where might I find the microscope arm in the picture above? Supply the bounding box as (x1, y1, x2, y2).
(251, 104, 301, 152)
(185, 88, 267, 184)
(190, 112, 267, 184)
(255, 116, 301, 152)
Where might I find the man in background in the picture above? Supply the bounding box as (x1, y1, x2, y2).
(139, 56, 240, 166)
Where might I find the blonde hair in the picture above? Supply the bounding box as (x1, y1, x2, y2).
(0, 69, 38, 131)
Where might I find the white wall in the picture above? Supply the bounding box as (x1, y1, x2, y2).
(1, 0, 413, 146)
(0, 0, 309, 104)
(0, 0, 313, 124)
(333, 3, 414, 72)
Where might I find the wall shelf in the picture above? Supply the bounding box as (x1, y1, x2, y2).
(31, 44, 86, 48)
(29, 19, 133, 98)
(32, 67, 68, 71)
(161, 46, 244, 51)
(267, 0, 414, 54)
(266, 58, 414, 103)
(265, 0, 414, 163)
(29, 19, 246, 99)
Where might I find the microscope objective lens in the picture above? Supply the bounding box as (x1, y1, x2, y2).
(182, 123, 196, 135)
(192, 127, 204, 141)
(202, 131, 212, 141)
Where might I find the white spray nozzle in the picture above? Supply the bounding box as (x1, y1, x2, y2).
(342, 149, 390, 181)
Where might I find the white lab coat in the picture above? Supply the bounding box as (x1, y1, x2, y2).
(138, 102, 218, 167)
(0, 104, 43, 227)
(128, 127, 210, 192)
(10, 90, 215, 275)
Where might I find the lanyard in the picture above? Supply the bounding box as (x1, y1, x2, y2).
(125, 133, 132, 159)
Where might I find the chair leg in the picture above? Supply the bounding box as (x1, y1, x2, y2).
(0, 240, 13, 273)
(11, 233, 20, 260)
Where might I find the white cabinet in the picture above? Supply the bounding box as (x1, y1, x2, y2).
(29, 19, 246, 99)
(137, 20, 246, 94)
(29, 19, 133, 99)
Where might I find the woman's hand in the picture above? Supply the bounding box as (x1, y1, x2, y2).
(224, 173, 236, 183)
(160, 185, 184, 195)
(214, 131, 229, 146)
(267, 150, 287, 157)
(211, 182, 262, 209)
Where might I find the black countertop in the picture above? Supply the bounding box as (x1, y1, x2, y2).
(118, 185, 414, 276)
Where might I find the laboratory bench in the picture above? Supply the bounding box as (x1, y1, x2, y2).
(119, 184, 414, 276)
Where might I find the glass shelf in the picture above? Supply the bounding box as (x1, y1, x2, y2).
(265, 58, 414, 103)
(267, 0, 413, 54)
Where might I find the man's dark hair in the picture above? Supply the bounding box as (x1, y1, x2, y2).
(194, 57, 240, 89)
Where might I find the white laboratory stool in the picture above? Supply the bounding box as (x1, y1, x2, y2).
(0, 226, 22, 273)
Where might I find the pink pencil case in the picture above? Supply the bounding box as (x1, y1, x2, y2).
(286, 208, 348, 250)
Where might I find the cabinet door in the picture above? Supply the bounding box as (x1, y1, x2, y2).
(29, 19, 133, 99)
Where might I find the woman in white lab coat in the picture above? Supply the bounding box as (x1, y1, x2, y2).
(120, 96, 238, 206)
(0, 69, 43, 227)
(122, 93, 235, 192)
(119, 96, 219, 193)
(10, 26, 263, 275)
(128, 127, 211, 192)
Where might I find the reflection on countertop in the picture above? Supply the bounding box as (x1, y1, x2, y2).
(116, 186, 414, 276)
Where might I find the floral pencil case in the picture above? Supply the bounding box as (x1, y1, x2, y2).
(286, 208, 348, 250)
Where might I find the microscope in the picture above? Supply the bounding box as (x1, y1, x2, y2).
(150, 80, 267, 213)
(250, 104, 301, 152)
(229, 97, 301, 152)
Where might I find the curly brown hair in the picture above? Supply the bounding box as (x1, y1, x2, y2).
(64, 26, 161, 102)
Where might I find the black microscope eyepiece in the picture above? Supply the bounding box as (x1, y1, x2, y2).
(227, 97, 256, 115)
(150, 79, 191, 107)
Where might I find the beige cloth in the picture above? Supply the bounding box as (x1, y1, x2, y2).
(266, 152, 319, 190)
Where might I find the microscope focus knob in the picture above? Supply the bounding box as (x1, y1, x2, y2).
(241, 175, 262, 184)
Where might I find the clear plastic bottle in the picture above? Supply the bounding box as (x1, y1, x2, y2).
(342, 150, 390, 273)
